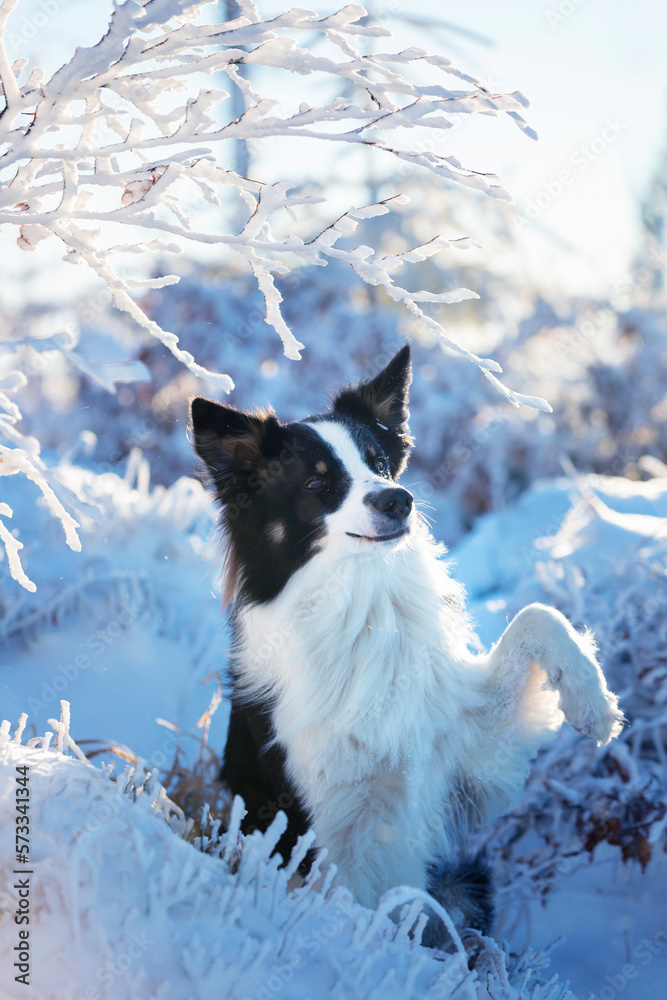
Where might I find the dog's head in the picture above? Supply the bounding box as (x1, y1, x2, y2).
(190, 344, 414, 603)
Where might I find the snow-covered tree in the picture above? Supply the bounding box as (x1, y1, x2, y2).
(0, 0, 544, 591)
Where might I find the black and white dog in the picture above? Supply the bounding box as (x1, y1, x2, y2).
(191, 344, 623, 934)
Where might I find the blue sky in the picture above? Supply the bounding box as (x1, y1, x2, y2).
(3, 0, 667, 299)
(438, 0, 667, 292)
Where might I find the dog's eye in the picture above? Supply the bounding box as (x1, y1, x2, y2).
(373, 458, 388, 475)
(304, 476, 324, 491)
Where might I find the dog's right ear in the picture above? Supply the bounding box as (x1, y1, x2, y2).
(332, 344, 413, 476)
(190, 398, 274, 476)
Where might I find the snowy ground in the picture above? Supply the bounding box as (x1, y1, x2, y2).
(0, 713, 568, 1000)
(1, 461, 666, 998)
(0, 729, 475, 1000)
(450, 474, 667, 1000)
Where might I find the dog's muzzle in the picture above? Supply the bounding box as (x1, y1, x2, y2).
(364, 487, 413, 523)
(346, 487, 414, 543)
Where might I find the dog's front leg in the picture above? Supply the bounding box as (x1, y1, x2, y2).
(484, 603, 624, 747)
(307, 770, 430, 910)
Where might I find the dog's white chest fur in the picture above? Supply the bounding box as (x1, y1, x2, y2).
(235, 527, 622, 908)
(235, 532, 490, 900)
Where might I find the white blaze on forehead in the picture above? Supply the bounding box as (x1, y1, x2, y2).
(304, 420, 371, 482)
(305, 420, 393, 544)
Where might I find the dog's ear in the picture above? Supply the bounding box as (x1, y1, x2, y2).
(190, 398, 276, 476)
(333, 344, 413, 474)
(335, 344, 412, 434)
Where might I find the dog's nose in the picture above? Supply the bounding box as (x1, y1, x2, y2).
(366, 487, 413, 522)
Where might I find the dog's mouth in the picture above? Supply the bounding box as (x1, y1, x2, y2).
(346, 528, 409, 543)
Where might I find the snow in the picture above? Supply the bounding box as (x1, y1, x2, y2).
(515, 847, 667, 1000)
(0, 0, 556, 591)
(0, 0, 536, 410)
(1, 463, 666, 997)
(447, 477, 667, 1000)
(0, 459, 228, 772)
(3, 262, 667, 995)
(451, 474, 667, 644)
(1, 0, 667, 996)
(0, 713, 569, 1000)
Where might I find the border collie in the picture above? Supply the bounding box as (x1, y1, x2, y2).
(191, 344, 623, 937)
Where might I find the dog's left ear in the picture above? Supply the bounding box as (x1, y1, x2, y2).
(190, 397, 276, 478)
(334, 344, 413, 475)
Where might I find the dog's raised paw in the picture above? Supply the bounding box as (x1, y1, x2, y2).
(569, 697, 626, 746)
(559, 670, 625, 746)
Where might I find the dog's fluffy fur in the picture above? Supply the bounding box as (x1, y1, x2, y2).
(191, 344, 623, 934)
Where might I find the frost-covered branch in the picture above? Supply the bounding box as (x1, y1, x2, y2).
(0, 371, 81, 592)
(0, 0, 542, 589)
(0, 0, 534, 373)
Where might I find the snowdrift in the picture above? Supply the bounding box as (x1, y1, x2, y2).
(1, 436, 666, 999)
(0, 709, 568, 1000)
